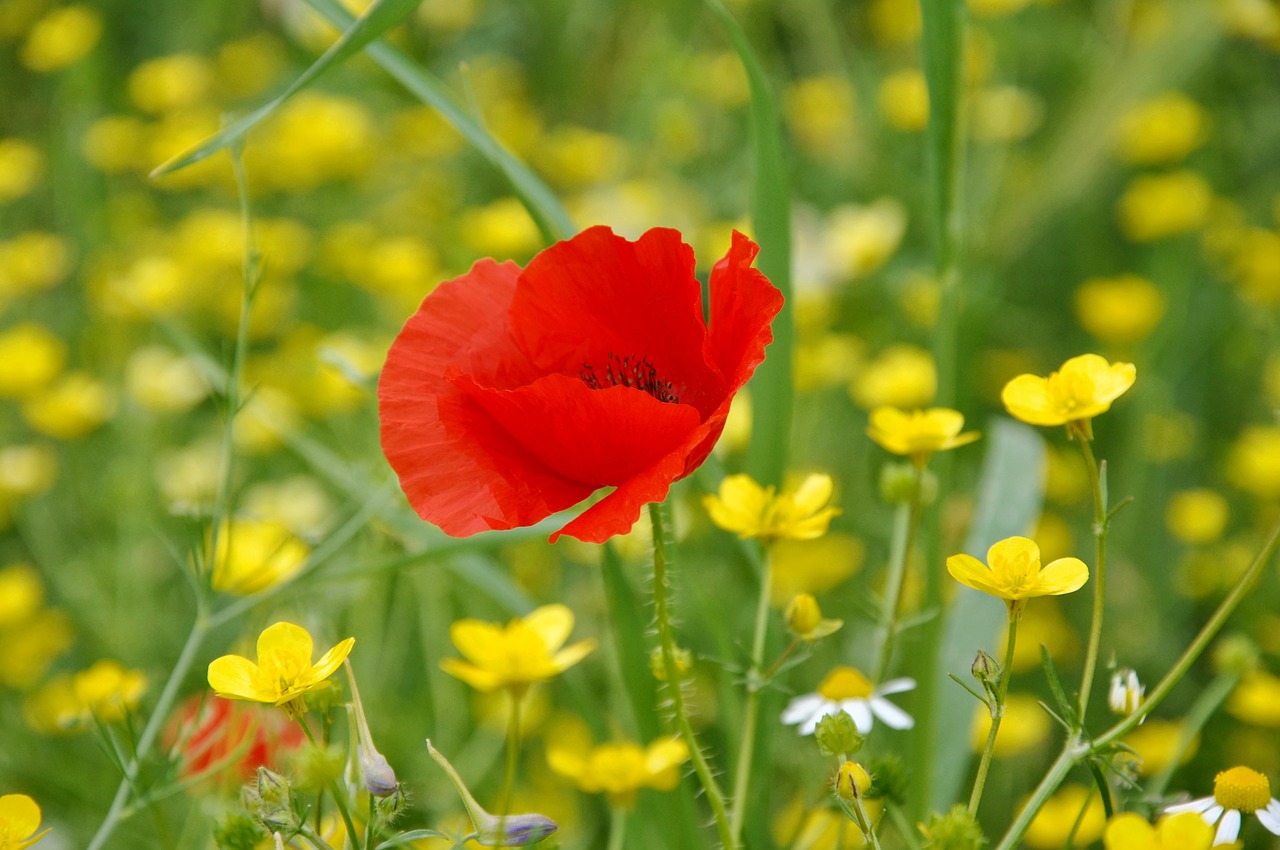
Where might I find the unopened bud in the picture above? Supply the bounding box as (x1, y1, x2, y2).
(359, 744, 399, 797)
(834, 761, 871, 802)
(375, 783, 408, 823)
(787, 594, 822, 636)
(248, 768, 297, 832)
(815, 710, 863, 757)
(920, 803, 987, 850)
(972, 649, 1000, 699)
(1108, 668, 1144, 718)
(649, 646, 692, 682)
(879, 462, 918, 505)
(254, 767, 291, 809)
(475, 813, 559, 847)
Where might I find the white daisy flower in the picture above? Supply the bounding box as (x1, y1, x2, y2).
(781, 666, 915, 735)
(1109, 667, 1145, 721)
(1165, 765, 1280, 846)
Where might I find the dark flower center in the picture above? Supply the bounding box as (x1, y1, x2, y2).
(580, 353, 679, 404)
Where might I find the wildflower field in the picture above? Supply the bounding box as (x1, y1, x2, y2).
(4, 0, 1280, 847)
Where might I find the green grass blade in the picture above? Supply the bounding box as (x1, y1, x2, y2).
(926, 419, 1045, 813)
(601, 542, 662, 742)
(705, 0, 793, 488)
(150, 0, 423, 177)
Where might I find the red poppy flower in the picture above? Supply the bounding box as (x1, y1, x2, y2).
(378, 225, 782, 543)
(165, 695, 304, 789)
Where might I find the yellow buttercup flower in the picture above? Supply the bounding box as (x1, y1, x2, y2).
(946, 536, 1088, 617)
(24, 660, 146, 732)
(1024, 785, 1105, 850)
(1103, 812, 1214, 850)
(1001, 353, 1136, 439)
(1073, 274, 1166, 346)
(440, 604, 595, 696)
(207, 622, 354, 717)
(1114, 92, 1210, 166)
(704, 473, 841, 543)
(866, 407, 980, 469)
(548, 735, 689, 808)
(209, 519, 310, 596)
(0, 794, 49, 849)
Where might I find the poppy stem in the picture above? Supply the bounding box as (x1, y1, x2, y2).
(729, 546, 773, 842)
(1074, 435, 1107, 722)
(967, 611, 1019, 816)
(648, 501, 737, 850)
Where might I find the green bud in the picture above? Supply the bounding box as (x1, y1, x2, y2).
(254, 767, 291, 809)
(815, 710, 864, 757)
(920, 804, 987, 850)
(291, 741, 346, 793)
(245, 768, 298, 832)
(649, 645, 692, 682)
(879, 462, 918, 504)
(375, 783, 409, 824)
(1213, 633, 1260, 676)
(213, 813, 267, 850)
(971, 649, 1001, 701)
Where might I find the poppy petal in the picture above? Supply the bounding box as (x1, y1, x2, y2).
(705, 230, 784, 391)
(509, 226, 725, 416)
(379, 259, 594, 536)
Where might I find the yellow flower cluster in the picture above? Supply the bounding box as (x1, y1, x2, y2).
(0, 564, 71, 690)
(207, 622, 354, 716)
(25, 659, 147, 733)
(440, 604, 595, 695)
(704, 473, 841, 543)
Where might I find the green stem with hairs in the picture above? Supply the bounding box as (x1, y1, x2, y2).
(648, 502, 737, 850)
(730, 547, 773, 843)
(967, 612, 1019, 815)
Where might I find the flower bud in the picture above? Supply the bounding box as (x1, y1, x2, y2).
(254, 767, 291, 809)
(1108, 668, 1144, 718)
(815, 710, 864, 757)
(247, 767, 297, 832)
(375, 782, 409, 823)
(920, 804, 987, 850)
(833, 761, 871, 802)
(786, 593, 823, 636)
(475, 813, 560, 847)
(972, 649, 1001, 700)
(359, 743, 398, 797)
(879, 462, 918, 504)
(649, 645, 692, 682)
(213, 812, 267, 850)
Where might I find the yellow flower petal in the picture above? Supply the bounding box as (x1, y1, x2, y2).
(257, 621, 312, 663)
(450, 620, 507, 668)
(308, 636, 356, 685)
(1001, 374, 1062, 426)
(1103, 813, 1157, 850)
(524, 604, 573, 653)
(946, 552, 1009, 599)
(439, 658, 502, 691)
(792, 474, 834, 515)
(551, 638, 597, 675)
(0, 794, 42, 841)
(1155, 812, 1214, 849)
(1032, 557, 1090, 596)
(207, 654, 261, 701)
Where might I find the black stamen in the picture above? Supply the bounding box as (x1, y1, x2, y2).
(580, 353, 679, 403)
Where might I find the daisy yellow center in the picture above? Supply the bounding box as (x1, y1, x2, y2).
(580, 352, 679, 403)
(818, 666, 874, 700)
(1213, 766, 1272, 813)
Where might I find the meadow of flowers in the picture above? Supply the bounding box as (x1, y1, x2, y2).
(3, 0, 1280, 847)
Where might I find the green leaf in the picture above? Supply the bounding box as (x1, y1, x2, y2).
(1039, 644, 1079, 730)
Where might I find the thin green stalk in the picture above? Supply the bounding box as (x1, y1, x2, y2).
(730, 547, 773, 842)
(871, 474, 924, 683)
(967, 613, 1018, 815)
(648, 502, 737, 850)
(607, 805, 627, 850)
(85, 611, 208, 850)
(994, 520, 1280, 850)
(299, 719, 361, 849)
(497, 690, 524, 850)
(1075, 435, 1107, 721)
(849, 795, 883, 850)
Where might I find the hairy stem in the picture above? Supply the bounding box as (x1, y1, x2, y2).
(730, 547, 772, 842)
(968, 612, 1018, 815)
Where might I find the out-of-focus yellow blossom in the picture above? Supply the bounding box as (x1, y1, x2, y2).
(0, 794, 49, 849)
(174, 210, 313, 279)
(210, 519, 310, 595)
(867, 407, 980, 469)
(1226, 426, 1280, 500)
(1266, 355, 1280, 410)
(460, 197, 542, 259)
(0, 607, 73, 690)
(867, 0, 921, 46)
(205, 276, 297, 341)
(208, 622, 354, 717)
(1142, 411, 1196, 463)
(1009, 596, 1077, 671)
(824, 199, 908, 279)
(1177, 538, 1253, 600)
(20, 4, 100, 72)
(794, 333, 865, 394)
(21, 372, 115, 440)
(0, 445, 56, 503)
(784, 594, 843, 641)
(26, 659, 147, 732)
(971, 694, 1052, 757)
(971, 85, 1044, 143)
(215, 33, 286, 98)
(1216, 0, 1280, 43)
(773, 797, 880, 850)
(1228, 670, 1280, 727)
(125, 346, 210, 413)
(1042, 445, 1089, 504)
(242, 476, 334, 540)
(1023, 785, 1106, 850)
(1125, 719, 1197, 776)
(81, 115, 147, 174)
(967, 0, 1032, 17)
(851, 344, 937, 410)
(899, 272, 941, 328)
(127, 54, 214, 114)
(947, 536, 1089, 617)
(0, 232, 73, 298)
(1074, 274, 1166, 346)
(148, 107, 230, 191)
(548, 735, 689, 808)
(440, 604, 595, 695)
(0, 139, 43, 203)
(537, 126, 630, 189)
(878, 69, 929, 132)
(784, 75, 857, 161)
(0, 564, 43, 629)
(1115, 92, 1209, 165)
(1103, 812, 1214, 850)
(1032, 511, 1075, 564)
(357, 235, 441, 314)
(244, 92, 377, 192)
(254, 327, 382, 416)
(1117, 170, 1213, 241)
(417, 0, 481, 32)
(770, 533, 864, 605)
(0, 324, 65, 399)
(156, 438, 220, 513)
(233, 387, 300, 455)
(1002, 353, 1136, 438)
(688, 51, 751, 107)
(389, 105, 466, 161)
(1225, 227, 1280, 307)
(1165, 489, 1230, 545)
(704, 473, 840, 543)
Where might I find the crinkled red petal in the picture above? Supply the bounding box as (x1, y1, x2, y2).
(509, 226, 727, 417)
(378, 259, 593, 536)
(706, 230, 784, 392)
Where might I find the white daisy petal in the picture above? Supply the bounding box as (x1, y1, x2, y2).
(1255, 802, 1280, 835)
(1165, 797, 1216, 815)
(842, 699, 874, 733)
(1214, 809, 1241, 845)
(781, 694, 828, 726)
(799, 711, 825, 736)
(870, 696, 915, 730)
(877, 677, 917, 696)
(1203, 805, 1225, 826)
